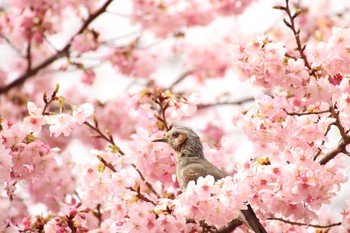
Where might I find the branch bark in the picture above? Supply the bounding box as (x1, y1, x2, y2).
(267, 217, 341, 228)
(198, 97, 255, 109)
(0, 0, 114, 95)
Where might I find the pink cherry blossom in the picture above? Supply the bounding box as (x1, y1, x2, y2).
(46, 113, 74, 137)
(71, 32, 100, 55)
(73, 103, 95, 125)
(2, 0, 350, 232)
(23, 102, 46, 133)
(0, 145, 12, 184)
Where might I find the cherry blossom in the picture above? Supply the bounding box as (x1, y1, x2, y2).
(1, 0, 350, 232)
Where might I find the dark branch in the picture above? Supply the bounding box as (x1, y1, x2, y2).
(313, 123, 333, 161)
(84, 118, 160, 198)
(330, 106, 348, 141)
(318, 106, 350, 165)
(275, 0, 313, 74)
(217, 219, 243, 233)
(0, 0, 114, 95)
(96, 155, 117, 172)
(319, 139, 348, 165)
(26, 36, 32, 73)
(127, 186, 156, 206)
(267, 217, 341, 228)
(198, 97, 255, 109)
(284, 108, 330, 116)
(168, 70, 193, 90)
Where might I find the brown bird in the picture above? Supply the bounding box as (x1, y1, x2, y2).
(153, 126, 267, 233)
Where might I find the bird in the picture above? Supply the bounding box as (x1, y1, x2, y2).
(152, 126, 267, 233)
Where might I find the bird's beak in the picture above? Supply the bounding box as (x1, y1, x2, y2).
(152, 137, 168, 143)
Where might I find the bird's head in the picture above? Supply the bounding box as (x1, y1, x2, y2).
(152, 126, 204, 157)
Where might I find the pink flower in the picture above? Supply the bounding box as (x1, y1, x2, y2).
(46, 113, 74, 137)
(106, 48, 158, 78)
(71, 32, 99, 55)
(0, 124, 26, 148)
(73, 103, 94, 125)
(0, 145, 12, 184)
(23, 102, 46, 133)
(81, 70, 96, 85)
(170, 93, 201, 120)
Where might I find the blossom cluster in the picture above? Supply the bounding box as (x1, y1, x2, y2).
(1, 0, 350, 232)
(131, 0, 255, 37)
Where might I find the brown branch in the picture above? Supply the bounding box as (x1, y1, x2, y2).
(168, 70, 193, 90)
(275, 0, 313, 73)
(318, 106, 350, 165)
(330, 106, 348, 141)
(267, 217, 341, 228)
(313, 123, 333, 161)
(41, 84, 60, 115)
(96, 155, 117, 172)
(93, 204, 102, 227)
(127, 186, 156, 206)
(0, 0, 114, 95)
(198, 97, 255, 109)
(84, 121, 118, 149)
(84, 117, 160, 198)
(66, 214, 77, 233)
(319, 139, 348, 165)
(284, 108, 330, 116)
(26, 36, 32, 72)
(153, 90, 171, 131)
(132, 164, 160, 198)
(0, 33, 22, 55)
(217, 219, 243, 233)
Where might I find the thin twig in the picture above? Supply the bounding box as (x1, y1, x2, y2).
(284, 108, 330, 116)
(275, 0, 313, 74)
(168, 70, 192, 90)
(127, 186, 156, 205)
(0, 0, 114, 95)
(84, 118, 160, 198)
(330, 106, 348, 141)
(317, 106, 350, 165)
(153, 90, 171, 131)
(26, 36, 32, 72)
(96, 155, 117, 172)
(198, 97, 255, 109)
(319, 139, 348, 165)
(283, 0, 312, 70)
(132, 164, 160, 198)
(313, 123, 333, 161)
(94, 204, 102, 227)
(217, 219, 243, 233)
(0, 33, 22, 55)
(267, 217, 341, 228)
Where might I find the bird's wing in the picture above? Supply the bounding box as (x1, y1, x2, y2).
(181, 160, 226, 186)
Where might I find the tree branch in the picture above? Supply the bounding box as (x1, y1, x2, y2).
(319, 139, 348, 165)
(274, 0, 314, 74)
(318, 106, 350, 165)
(267, 217, 341, 228)
(84, 117, 160, 198)
(330, 106, 348, 141)
(217, 219, 243, 233)
(284, 108, 330, 116)
(127, 186, 156, 206)
(0, 0, 114, 95)
(26, 36, 32, 73)
(168, 70, 193, 90)
(197, 97, 255, 109)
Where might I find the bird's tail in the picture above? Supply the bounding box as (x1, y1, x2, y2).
(239, 203, 267, 233)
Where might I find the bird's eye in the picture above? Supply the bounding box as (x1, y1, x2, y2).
(172, 132, 179, 138)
